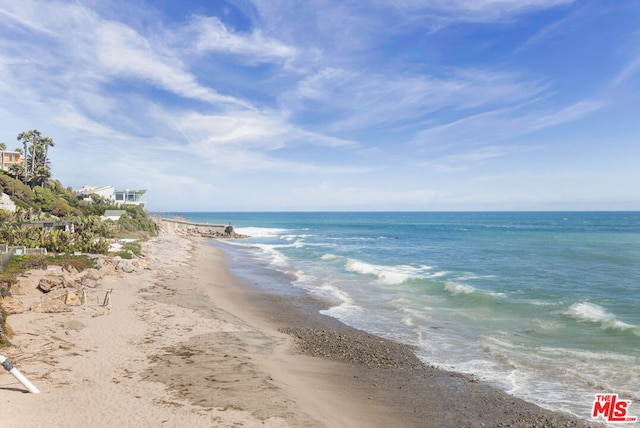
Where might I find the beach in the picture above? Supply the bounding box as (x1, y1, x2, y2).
(1, 231, 604, 427)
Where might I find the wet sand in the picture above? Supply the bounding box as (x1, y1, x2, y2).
(1, 233, 603, 427)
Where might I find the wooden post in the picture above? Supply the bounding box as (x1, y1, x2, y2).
(82, 288, 87, 311)
(102, 289, 112, 310)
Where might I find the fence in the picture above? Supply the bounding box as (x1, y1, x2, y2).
(0, 245, 47, 267)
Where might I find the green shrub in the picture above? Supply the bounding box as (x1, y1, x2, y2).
(17, 255, 48, 270)
(31, 186, 54, 211)
(47, 254, 94, 271)
(115, 241, 142, 259)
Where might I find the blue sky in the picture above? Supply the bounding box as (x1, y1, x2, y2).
(1, 0, 639, 211)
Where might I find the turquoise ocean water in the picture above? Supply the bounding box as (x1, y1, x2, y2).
(158, 211, 640, 422)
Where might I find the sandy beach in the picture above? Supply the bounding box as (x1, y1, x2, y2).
(1, 232, 603, 427)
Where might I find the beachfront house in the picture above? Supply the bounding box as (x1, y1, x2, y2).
(75, 185, 146, 207)
(0, 150, 23, 172)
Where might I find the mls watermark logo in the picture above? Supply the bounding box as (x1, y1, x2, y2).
(592, 394, 638, 423)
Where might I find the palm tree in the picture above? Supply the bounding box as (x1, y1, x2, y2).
(16, 130, 55, 187)
(42, 137, 54, 169)
(31, 165, 52, 188)
(17, 130, 39, 180)
(8, 163, 25, 182)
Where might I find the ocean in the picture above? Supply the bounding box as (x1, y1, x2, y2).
(157, 211, 640, 422)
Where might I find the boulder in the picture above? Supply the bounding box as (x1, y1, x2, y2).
(81, 277, 99, 289)
(10, 282, 30, 296)
(95, 257, 117, 276)
(84, 268, 103, 282)
(31, 298, 71, 313)
(116, 259, 139, 273)
(0, 296, 24, 314)
(37, 276, 65, 293)
(65, 292, 81, 306)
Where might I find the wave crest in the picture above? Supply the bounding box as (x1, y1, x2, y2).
(565, 302, 638, 334)
(344, 259, 432, 285)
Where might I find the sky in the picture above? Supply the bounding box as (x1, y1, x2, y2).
(1, 0, 639, 212)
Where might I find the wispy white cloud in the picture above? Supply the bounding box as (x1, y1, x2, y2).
(174, 110, 290, 149)
(0, 2, 54, 34)
(412, 99, 604, 146)
(613, 56, 640, 85)
(527, 100, 604, 131)
(56, 104, 127, 140)
(0, 1, 253, 110)
(287, 66, 547, 133)
(162, 109, 360, 172)
(418, 146, 509, 172)
(95, 21, 252, 108)
(378, 0, 575, 22)
(187, 16, 297, 63)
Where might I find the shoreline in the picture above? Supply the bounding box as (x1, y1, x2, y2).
(0, 232, 604, 427)
(213, 241, 605, 428)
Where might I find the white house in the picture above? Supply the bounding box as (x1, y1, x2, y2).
(75, 185, 146, 206)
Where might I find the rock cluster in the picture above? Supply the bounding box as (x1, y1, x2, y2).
(0, 296, 24, 315)
(1, 255, 144, 316)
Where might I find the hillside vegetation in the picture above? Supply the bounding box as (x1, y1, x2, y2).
(0, 171, 156, 253)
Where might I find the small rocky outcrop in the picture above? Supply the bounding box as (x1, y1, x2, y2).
(115, 257, 140, 273)
(31, 298, 72, 313)
(65, 292, 81, 306)
(4, 250, 143, 317)
(0, 296, 24, 315)
(37, 276, 66, 293)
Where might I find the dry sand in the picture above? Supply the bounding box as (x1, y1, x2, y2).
(1, 233, 603, 427)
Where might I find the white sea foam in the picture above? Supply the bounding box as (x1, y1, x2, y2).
(445, 280, 506, 298)
(312, 284, 363, 318)
(444, 281, 476, 295)
(280, 233, 313, 243)
(344, 259, 431, 285)
(456, 273, 497, 280)
(565, 302, 638, 334)
(253, 244, 289, 267)
(291, 269, 316, 287)
(235, 227, 288, 238)
(538, 346, 639, 363)
(398, 306, 431, 328)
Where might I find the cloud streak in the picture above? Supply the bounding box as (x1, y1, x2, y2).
(411, 99, 605, 147)
(188, 16, 297, 63)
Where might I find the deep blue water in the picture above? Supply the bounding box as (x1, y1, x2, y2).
(156, 211, 640, 422)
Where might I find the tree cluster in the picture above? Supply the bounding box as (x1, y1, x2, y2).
(0, 129, 157, 250)
(1, 130, 54, 188)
